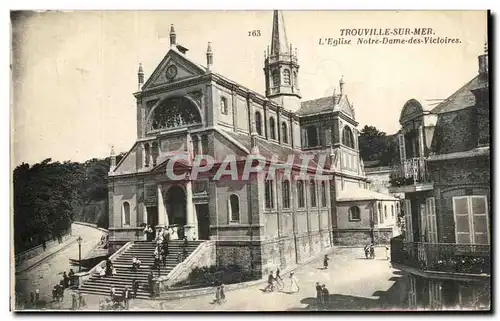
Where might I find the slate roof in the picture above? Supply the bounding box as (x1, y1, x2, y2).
(337, 186, 398, 202)
(430, 75, 483, 114)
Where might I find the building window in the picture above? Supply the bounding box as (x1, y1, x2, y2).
(348, 206, 361, 221)
(283, 69, 291, 85)
(307, 126, 319, 147)
(282, 180, 290, 209)
(201, 134, 209, 155)
(391, 205, 395, 218)
(229, 194, 240, 223)
(265, 180, 274, 209)
(342, 126, 355, 148)
(272, 70, 280, 87)
(321, 181, 327, 207)
(384, 205, 388, 219)
(309, 180, 317, 208)
(282, 122, 288, 144)
(220, 97, 228, 115)
(255, 111, 262, 135)
(453, 196, 489, 244)
(192, 135, 199, 156)
(297, 180, 305, 208)
(269, 117, 276, 140)
(378, 202, 384, 224)
(122, 202, 131, 226)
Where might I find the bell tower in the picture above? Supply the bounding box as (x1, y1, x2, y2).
(264, 10, 301, 112)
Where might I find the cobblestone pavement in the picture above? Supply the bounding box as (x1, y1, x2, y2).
(53, 247, 406, 311)
(14, 223, 106, 309)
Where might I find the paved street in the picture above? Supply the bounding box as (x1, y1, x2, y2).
(14, 223, 106, 308)
(57, 247, 406, 311)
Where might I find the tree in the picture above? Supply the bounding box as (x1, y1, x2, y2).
(359, 125, 399, 166)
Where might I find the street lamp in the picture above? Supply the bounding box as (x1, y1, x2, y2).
(77, 236, 83, 272)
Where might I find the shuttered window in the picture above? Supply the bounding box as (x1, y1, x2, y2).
(453, 196, 489, 244)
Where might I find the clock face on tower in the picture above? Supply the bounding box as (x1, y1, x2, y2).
(166, 65, 178, 80)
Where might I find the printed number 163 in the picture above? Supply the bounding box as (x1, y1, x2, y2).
(248, 30, 261, 37)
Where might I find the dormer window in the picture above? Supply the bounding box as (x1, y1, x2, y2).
(220, 97, 228, 115)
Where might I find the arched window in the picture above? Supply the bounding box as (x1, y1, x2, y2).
(391, 205, 395, 218)
(283, 69, 291, 85)
(282, 122, 288, 144)
(201, 134, 209, 155)
(144, 143, 150, 167)
(378, 203, 384, 223)
(396, 202, 400, 216)
(272, 70, 280, 87)
(384, 205, 388, 219)
(293, 71, 298, 87)
(255, 111, 262, 135)
(229, 194, 240, 223)
(269, 117, 276, 140)
(348, 206, 361, 221)
(122, 202, 131, 226)
(282, 180, 290, 209)
(342, 126, 355, 148)
(321, 181, 327, 207)
(192, 135, 199, 156)
(150, 97, 202, 130)
(310, 180, 317, 208)
(265, 180, 274, 209)
(297, 180, 305, 208)
(307, 126, 319, 147)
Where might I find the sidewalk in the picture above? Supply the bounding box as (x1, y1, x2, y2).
(15, 236, 78, 274)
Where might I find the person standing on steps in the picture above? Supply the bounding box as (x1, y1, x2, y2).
(132, 279, 140, 299)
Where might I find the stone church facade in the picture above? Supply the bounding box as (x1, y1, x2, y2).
(107, 11, 388, 276)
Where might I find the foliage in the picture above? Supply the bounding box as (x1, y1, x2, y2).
(173, 264, 257, 288)
(359, 125, 400, 167)
(13, 153, 125, 253)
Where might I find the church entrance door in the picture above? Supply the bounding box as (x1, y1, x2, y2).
(196, 204, 210, 240)
(166, 185, 187, 239)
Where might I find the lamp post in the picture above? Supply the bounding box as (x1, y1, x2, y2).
(77, 236, 83, 272)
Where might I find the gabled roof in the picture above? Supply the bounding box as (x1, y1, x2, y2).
(298, 94, 355, 119)
(430, 75, 483, 114)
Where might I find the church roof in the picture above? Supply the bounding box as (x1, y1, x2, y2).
(298, 94, 355, 119)
(430, 75, 482, 114)
(337, 186, 398, 202)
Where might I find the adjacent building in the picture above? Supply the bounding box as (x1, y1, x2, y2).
(389, 44, 490, 309)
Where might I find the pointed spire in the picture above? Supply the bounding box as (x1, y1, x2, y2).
(137, 63, 144, 90)
(270, 10, 289, 56)
(206, 42, 213, 71)
(110, 144, 116, 156)
(339, 75, 345, 95)
(169, 24, 176, 47)
(110, 145, 116, 171)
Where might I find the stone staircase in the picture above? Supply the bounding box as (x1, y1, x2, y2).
(78, 240, 203, 299)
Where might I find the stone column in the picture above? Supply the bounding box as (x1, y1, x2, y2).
(157, 185, 167, 231)
(184, 180, 197, 240)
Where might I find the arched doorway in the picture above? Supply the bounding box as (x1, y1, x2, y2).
(166, 185, 187, 239)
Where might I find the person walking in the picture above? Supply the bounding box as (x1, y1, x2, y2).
(364, 243, 370, 259)
(289, 272, 299, 293)
(321, 284, 330, 309)
(264, 272, 275, 292)
(370, 243, 375, 259)
(323, 255, 330, 269)
(315, 282, 323, 308)
(219, 283, 226, 303)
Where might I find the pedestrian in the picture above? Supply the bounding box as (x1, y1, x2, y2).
(42, 239, 47, 251)
(264, 271, 275, 292)
(123, 287, 130, 310)
(71, 292, 78, 310)
(315, 282, 323, 307)
(161, 248, 167, 267)
(370, 243, 375, 259)
(132, 279, 140, 298)
(29, 292, 35, 307)
(63, 271, 70, 288)
(52, 286, 58, 302)
(289, 272, 300, 293)
(323, 255, 329, 269)
(214, 284, 221, 304)
(183, 235, 188, 246)
(276, 267, 283, 282)
(220, 283, 226, 303)
(364, 243, 370, 259)
(34, 289, 39, 306)
(69, 268, 75, 278)
(58, 284, 65, 302)
(147, 271, 154, 297)
(321, 284, 330, 308)
(385, 245, 390, 260)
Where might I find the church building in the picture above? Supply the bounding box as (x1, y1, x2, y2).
(107, 11, 396, 276)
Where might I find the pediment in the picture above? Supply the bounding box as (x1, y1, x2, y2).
(339, 96, 355, 120)
(142, 49, 206, 91)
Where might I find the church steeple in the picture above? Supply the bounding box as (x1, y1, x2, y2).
(264, 10, 301, 112)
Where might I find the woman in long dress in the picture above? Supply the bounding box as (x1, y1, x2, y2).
(289, 272, 299, 293)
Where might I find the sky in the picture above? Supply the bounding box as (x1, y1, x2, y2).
(11, 10, 487, 166)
